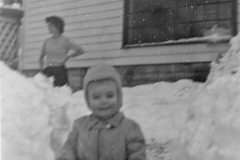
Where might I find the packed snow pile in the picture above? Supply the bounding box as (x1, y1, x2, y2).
(1, 33, 240, 160)
(1, 63, 54, 160)
(67, 79, 200, 160)
(0, 63, 73, 160)
(176, 32, 240, 160)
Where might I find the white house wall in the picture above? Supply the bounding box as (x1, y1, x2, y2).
(238, 0, 240, 28)
(21, 0, 240, 70)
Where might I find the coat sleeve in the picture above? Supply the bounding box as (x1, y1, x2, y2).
(57, 120, 79, 160)
(126, 121, 146, 160)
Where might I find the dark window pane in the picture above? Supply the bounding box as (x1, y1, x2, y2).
(130, 0, 176, 13)
(178, 0, 217, 6)
(128, 28, 142, 44)
(129, 8, 177, 28)
(204, 4, 218, 20)
(124, 0, 235, 45)
(205, 0, 218, 3)
(219, 3, 232, 19)
(152, 8, 177, 26)
(130, 0, 149, 13)
(191, 22, 205, 37)
(218, 20, 231, 30)
(176, 23, 193, 39)
(192, 6, 205, 22)
(203, 21, 218, 30)
(129, 13, 149, 28)
(179, 5, 205, 22)
(219, 0, 231, 2)
(178, 0, 190, 6)
(178, 7, 192, 22)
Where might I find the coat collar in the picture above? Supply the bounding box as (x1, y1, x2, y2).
(87, 112, 124, 130)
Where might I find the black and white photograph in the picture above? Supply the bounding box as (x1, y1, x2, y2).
(1, 0, 239, 160)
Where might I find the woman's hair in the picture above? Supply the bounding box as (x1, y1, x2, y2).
(45, 16, 64, 34)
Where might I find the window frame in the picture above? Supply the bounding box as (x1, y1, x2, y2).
(122, 0, 237, 48)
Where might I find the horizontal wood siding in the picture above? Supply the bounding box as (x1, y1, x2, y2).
(22, 0, 124, 70)
(22, 0, 233, 70)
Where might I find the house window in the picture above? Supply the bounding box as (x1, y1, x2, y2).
(3, 0, 22, 6)
(123, 0, 237, 47)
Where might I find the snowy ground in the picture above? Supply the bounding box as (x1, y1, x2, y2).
(1, 33, 240, 160)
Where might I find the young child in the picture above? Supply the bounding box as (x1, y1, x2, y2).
(57, 64, 146, 160)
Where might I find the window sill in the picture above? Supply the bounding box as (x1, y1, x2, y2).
(123, 35, 232, 48)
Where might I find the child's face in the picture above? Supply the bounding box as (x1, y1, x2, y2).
(88, 80, 119, 119)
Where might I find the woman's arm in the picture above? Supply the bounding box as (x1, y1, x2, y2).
(62, 38, 85, 64)
(39, 40, 47, 70)
(66, 47, 85, 60)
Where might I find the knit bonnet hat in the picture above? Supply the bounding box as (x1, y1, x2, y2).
(83, 64, 122, 108)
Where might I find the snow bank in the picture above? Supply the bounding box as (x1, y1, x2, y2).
(1, 63, 54, 160)
(1, 32, 240, 160)
(176, 32, 240, 160)
(1, 63, 73, 160)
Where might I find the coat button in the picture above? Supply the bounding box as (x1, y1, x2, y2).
(106, 124, 111, 129)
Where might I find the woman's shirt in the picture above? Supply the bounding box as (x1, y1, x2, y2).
(43, 36, 80, 67)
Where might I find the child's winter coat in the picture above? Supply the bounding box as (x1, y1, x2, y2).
(57, 112, 145, 160)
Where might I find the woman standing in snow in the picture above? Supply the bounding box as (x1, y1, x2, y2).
(39, 16, 85, 87)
